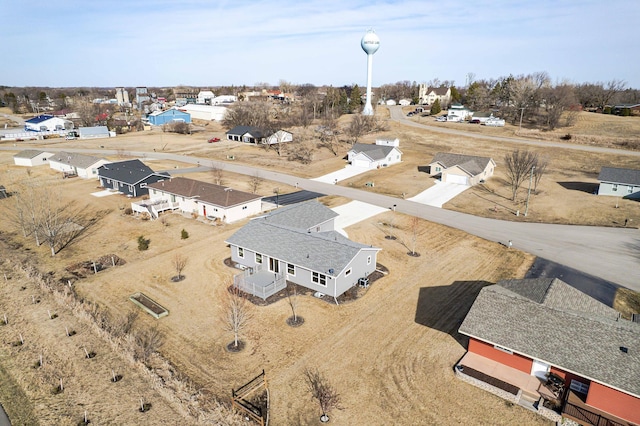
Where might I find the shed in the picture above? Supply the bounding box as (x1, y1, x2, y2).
(79, 126, 110, 139)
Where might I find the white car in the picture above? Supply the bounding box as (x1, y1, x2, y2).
(434, 116, 447, 122)
(484, 118, 505, 127)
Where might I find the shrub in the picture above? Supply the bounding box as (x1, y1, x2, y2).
(603, 106, 612, 114)
(181, 229, 189, 240)
(123, 207, 133, 215)
(137, 235, 150, 251)
(560, 133, 572, 140)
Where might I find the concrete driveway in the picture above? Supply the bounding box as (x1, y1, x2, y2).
(409, 181, 470, 208)
(312, 164, 371, 184)
(331, 201, 388, 237)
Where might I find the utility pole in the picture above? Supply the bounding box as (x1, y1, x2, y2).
(524, 165, 535, 217)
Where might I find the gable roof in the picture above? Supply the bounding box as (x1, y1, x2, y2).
(258, 200, 338, 230)
(598, 167, 640, 186)
(226, 125, 265, 138)
(425, 86, 450, 96)
(349, 143, 400, 162)
(98, 159, 169, 185)
(430, 153, 494, 177)
(14, 149, 52, 159)
(459, 278, 640, 398)
(225, 217, 378, 277)
(49, 151, 107, 169)
(148, 177, 261, 208)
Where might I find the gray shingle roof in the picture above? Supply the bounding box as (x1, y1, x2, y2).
(148, 177, 261, 207)
(430, 153, 494, 176)
(98, 159, 169, 185)
(258, 200, 338, 230)
(226, 125, 265, 138)
(225, 218, 375, 276)
(459, 278, 640, 398)
(350, 143, 398, 161)
(49, 151, 107, 169)
(13, 150, 51, 159)
(598, 167, 640, 186)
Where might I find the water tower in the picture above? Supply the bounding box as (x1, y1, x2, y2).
(361, 29, 380, 116)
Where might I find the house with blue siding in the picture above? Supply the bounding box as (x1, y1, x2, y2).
(147, 108, 191, 126)
(225, 201, 381, 302)
(97, 159, 170, 197)
(597, 167, 640, 200)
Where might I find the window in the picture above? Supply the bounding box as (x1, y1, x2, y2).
(612, 184, 618, 192)
(312, 272, 327, 286)
(255, 253, 262, 264)
(435, 167, 441, 172)
(152, 189, 156, 195)
(628, 186, 634, 194)
(345, 268, 352, 277)
(570, 380, 590, 395)
(287, 263, 295, 275)
(237, 247, 244, 258)
(367, 256, 372, 265)
(493, 345, 513, 355)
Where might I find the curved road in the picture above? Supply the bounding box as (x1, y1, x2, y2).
(1, 119, 639, 291)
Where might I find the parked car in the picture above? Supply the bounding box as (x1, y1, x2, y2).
(208, 137, 221, 143)
(407, 112, 414, 117)
(435, 116, 447, 122)
(484, 118, 505, 127)
(469, 118, 481, 124)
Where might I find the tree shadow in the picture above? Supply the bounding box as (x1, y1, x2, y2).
(415, 281, 492, 349)
(557, 181, 598, 194)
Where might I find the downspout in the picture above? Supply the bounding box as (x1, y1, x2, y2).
(333, 276, 339, 305)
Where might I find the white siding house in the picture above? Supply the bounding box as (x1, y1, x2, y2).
(144, 177, 262, 222)
(48, 152, 111, 179)
(13, 150, 54, 167)
(348, 139, 403, 168)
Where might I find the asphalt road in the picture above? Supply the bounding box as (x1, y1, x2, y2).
(1, 131, 639, 291)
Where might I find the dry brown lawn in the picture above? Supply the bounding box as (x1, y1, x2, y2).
(0, 109, 638, 425)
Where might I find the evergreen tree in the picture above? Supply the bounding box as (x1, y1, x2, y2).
(430, 99, 442, 115)
(350, 85, 363, 113)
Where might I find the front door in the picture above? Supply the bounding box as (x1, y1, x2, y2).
(531, 359, 550, 379)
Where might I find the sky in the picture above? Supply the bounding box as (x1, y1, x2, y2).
(2, 0, 639, 89)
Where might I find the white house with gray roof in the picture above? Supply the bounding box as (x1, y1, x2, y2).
(597, 166, 640, 200)
(457, 278, 640, 425)
(427, 153, 495, 186)
(225, 201, 381, 302)
(13, 150, 54, 167)
(348, 139, 402, 169)
(49, 151, 111, 179)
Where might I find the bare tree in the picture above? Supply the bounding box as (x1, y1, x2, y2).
(533, 156, 549, 194)
(504, 149, 539, 201)
(344, 114, 375, 145)
(316, 115, 342, 156)
(248, 172, 263, 194)
(304, 368, 342, 422)
(171, 253, 188, 281)
(540, 83, 577, 130)
(134, 327, 164, 363)
(221, 284, 253, 350)
(211, 164, 225, 185)
(285, 284, 303, 326)
(222, 101, 272, 130)
(408, 217, 422, 257)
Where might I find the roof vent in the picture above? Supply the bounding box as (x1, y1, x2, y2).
(620, 346, 628, 354)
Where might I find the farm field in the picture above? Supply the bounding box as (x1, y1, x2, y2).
(0, 108, 638, 424)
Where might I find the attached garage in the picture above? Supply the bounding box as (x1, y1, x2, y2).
(445, 173, 469, 185)
(353, 158, 373, 168)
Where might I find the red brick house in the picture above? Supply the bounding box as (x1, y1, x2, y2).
(457, 278, 640, 425)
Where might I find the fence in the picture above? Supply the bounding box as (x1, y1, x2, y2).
(232, 369, 268, 425)
(563, 401, 626, 426)
(234, 269, 287, 300)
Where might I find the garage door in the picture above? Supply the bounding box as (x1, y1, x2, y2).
(353, 159, 371, 168)
(446, 174, 469, 185)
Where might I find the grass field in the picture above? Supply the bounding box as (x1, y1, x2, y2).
(0, 108, 638, 424)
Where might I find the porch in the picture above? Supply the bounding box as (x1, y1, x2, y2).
(456, 352, 562, 422)
(130, 199, 179, 219)
(233, 265, 286, 300)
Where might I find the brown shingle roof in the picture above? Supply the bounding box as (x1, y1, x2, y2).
(148, 177, 261, 208)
